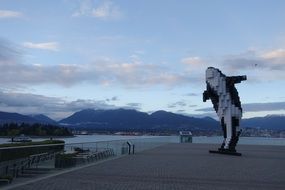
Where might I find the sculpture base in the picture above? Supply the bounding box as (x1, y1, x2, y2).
(209, 150, 242, 156)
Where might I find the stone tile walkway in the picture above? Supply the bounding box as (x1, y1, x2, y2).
(8, 143, 285, 190)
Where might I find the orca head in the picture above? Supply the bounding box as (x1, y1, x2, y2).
(206, 67, 222, 81)
(206, 67, 226, 89)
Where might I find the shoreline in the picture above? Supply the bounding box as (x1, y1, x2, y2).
(0, 135, 74, 139)
(0, 135, 284, 146)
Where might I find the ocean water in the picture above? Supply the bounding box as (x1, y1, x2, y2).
(0, 135, 284, 146)
(0, 135, 175, 145)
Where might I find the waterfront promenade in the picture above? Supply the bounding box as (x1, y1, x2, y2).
(7, 143, 285, 190)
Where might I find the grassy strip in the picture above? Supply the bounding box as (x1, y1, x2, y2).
(0, 140, 65, 148)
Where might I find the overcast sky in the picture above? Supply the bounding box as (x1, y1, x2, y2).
(0, 0, 285, 120)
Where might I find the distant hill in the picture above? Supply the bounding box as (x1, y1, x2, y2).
(59, 109, 220, 131)
(29, 114, 57, 125)
(150, 110, 219, 130)
(60, 109, 154, 130)
(242, 115, 285, 130)
(0, 109, 284, 131)
(0, 111, 57, 125)
(0, 111, 37, 124)
(59, 109, 285, 131)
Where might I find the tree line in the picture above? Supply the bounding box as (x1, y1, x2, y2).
(0, 123, 73, 137)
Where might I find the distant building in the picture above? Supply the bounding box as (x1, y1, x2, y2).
(179, 131, 192, 143)
(12, 134, 32, 142)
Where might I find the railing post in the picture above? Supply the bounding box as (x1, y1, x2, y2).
(127, 141, 132, 155)
(126, 141, 135, 155)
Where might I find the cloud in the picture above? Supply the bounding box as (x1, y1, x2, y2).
(224, 49, 285, 71)
(181, 48, 285, 83)
(0, 39, 21, 61)
(211, 48, 285, 83)
(22, 42, 59, 51)
(72, 0, 122, 20)
(181, 56, 208, 72)
(0, 91, 61, 108)
(0, 10, 23, 18)
(0, 90, 117, 120)
(243, 102, 285, 112)
(111, 96, 118, 101)
(261, 49, 285, 59)
(177, 48, 285, 85)
(92, 1, 122, 19)
(103, 61, 192, 87)
(125, 103, 142, 110)
(71, 0, 92, 17)
(0, 60, 192, 88)
(64, 99, 116, 111)
(224, 57, 264, 71)
(105, 96, 118, 102)
(181, 56, 203, 65)
(184, 93, 199, 96)
(186, 112, 218, 120)
(176, 110, 186, 113)
(195, 102, 285, 113)
(168, 101, 187, 108)
(133, 50, 145, 55)
(1, 40, 196, 88)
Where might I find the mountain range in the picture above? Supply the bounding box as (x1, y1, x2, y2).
(0, 109, 284, 131)
(59, 109, 220, 131)
(0, 111, 37, 124)
(242, 115, 285, 130)
(0, 111, 57, 125)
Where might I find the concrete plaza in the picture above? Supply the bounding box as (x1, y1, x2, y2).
(8, 143, 285, 190)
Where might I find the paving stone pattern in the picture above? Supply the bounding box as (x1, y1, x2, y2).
(10, 143, 285, 190)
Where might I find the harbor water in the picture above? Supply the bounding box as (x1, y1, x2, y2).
(0, 135, 284, 146)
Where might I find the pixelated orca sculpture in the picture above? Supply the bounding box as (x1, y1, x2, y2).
(203, 67, 247, 156)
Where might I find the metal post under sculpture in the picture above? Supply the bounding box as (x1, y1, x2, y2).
(203, 67, 247, 156)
